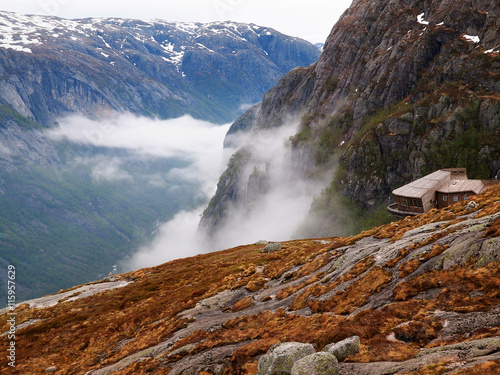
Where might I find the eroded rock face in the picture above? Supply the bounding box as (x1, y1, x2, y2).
(291, 352, 339, 375)
(257, 342, 316, 375)
(323, 336, 360, 362)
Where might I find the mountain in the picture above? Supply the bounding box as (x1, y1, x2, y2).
(0, 11, 320, 125)
(1, 185, 499, 374)
(0, 11, 320, 302)
(200, 0, 500, 240)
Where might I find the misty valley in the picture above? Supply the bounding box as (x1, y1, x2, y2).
(0, 11, 322, 303)
(1, 115, 227, 301)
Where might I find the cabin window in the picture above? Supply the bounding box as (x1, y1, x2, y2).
(412, 199, 418, 207)
(453, 195, 458, 202)
(443, 195, 447, 201)
(418, 200, 422, 208)
(464, 195, 468, 200)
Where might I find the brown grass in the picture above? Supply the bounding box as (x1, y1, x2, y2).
(232, 297, 255, 312)
(309, 267, 392, 314)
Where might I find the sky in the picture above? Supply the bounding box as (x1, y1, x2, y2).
(0, 0, 353, 43)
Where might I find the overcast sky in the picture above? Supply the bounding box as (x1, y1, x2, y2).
(0, 0, 353, 43)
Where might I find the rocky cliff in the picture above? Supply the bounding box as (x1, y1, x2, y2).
(201, 0, 500, 239)
(2, 185, 499, 374)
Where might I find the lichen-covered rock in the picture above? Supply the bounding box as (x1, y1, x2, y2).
(323, 336, 360, 362)
(257, 342, 315, 375)
(291, 352, 339, 375)
(263, 242, 283, 253)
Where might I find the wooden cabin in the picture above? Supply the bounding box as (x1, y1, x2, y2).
(387, 168, 486, 217)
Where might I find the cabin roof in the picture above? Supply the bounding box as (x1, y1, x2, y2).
(392, 170, 451, 198)
(438, 179, 484, 194)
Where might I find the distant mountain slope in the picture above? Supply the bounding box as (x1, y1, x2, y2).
(0, 11, 320, 125)
(2, 185, 499, 374)
(201, 0, 500, 239)
(0, 11, 320, 302)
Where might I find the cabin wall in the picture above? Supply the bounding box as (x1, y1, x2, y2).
(421, 190, 437, 212)
(437, 191, 475, 208)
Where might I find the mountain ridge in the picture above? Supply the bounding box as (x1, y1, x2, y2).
(0, 10, 320, 125)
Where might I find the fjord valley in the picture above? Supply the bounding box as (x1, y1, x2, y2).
(0, 10, 320, 302)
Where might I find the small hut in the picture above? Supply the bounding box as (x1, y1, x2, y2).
(387, 168, 485, 217)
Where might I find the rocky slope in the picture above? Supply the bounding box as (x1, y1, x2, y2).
(1, 186, 499, 374)
(200, 0, 500, 239)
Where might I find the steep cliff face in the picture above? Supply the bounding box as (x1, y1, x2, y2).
(201, 0, 500, 238)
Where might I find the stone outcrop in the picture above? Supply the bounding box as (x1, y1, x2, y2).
(291, 352, 338, 375)
(323, 336, 360, 362)
(257, 342, 316, 375)
(263, 242, 283, 253)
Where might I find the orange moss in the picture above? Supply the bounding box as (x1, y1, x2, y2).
(309, 267, 393, 314)
(404, 359, 500, 375)
(384, 247, 412, 268)
(288, 256, 376, 311)
(351, 339, 418, 363)
(392, 318, 443, 346)
(484, 217, 500, 237)
(448, 360, 500, 375)
(399, 259, 421, 278)
(293, 252, 333, 279)
(231, 297, 255, 312)
(277, 272, 324, 300)
(262, 240, 331, 279)
(393, 263, 500, 313)
(245, 277, 267, 292)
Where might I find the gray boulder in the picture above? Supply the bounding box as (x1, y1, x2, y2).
(323, 336, 360, 362)
(263, 242, 282, 253)
(256, 240, 270, 245)
(291, 352, 339, 375)
(258, 342, 315, 374)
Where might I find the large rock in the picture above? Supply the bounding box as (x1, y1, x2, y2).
(257, 342, 315, 375)
(323, 336, 360, 362)
(263, 242, 283, 253)
(291, 352, 339, 375)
